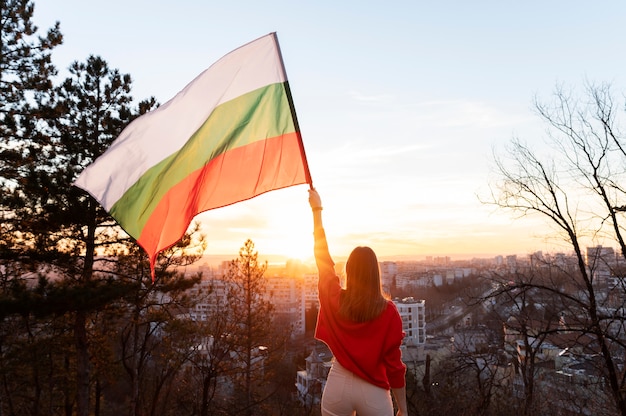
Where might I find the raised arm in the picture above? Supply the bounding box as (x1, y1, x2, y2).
(308, 188, 324, 230)
(308, 188, 335, 280)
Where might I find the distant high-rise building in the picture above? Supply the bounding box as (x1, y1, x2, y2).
(506, 255, 518, 272)
(529, 251, 544, 267)
(188, 277, 229, 320)
(586, 245, 615, 283)
(433, 274, 443, 287)
(187, 270, 306, 337)
(380, 261, 398, 288)
(303, 273, 320, 311)
(446, 270, 455, 285)
(265, 275, 306, 337)
(394, 297, 426, 361)
(434, 256, 450, 266)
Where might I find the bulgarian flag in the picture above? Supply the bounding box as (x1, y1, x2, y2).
(74, 33, 312, 279)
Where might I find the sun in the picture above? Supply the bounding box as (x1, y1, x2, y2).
(213, 187, 316, 263)
(260, 206, 315, 263)
(263, 227, 314, 263)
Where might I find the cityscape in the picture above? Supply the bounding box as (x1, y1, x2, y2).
(179, 244, 623, 415)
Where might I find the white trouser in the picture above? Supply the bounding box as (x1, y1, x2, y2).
(321, 360, 393, 416)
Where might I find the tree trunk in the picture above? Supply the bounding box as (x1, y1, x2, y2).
(75, 311, 89, 416)
(130, 306, 142, 416)
(95, 378, 101, 416)
(76, 216, 96, 416)
(64, 355, 73, 416)
(423, 354, 431, 398)
(201, 374, 210, 416)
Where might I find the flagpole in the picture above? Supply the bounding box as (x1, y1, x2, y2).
(271, 32, 314, 190)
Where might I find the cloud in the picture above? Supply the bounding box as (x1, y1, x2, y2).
(348, 91, 396, 104)
(342, 93, 534, 132)
(323, 141, 431, 167)
(412, 99, 533, 129)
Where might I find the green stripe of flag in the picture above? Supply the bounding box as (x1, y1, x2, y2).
(110, 82, 294, 239)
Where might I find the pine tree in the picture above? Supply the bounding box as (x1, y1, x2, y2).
(0, 0, 61, 142)
(224, 239, 275, 416)
(0, 0, 62, 260)
(0, 48, 156, 414)
(0, 4, 210, 415)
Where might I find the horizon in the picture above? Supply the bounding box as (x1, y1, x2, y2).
(194, 247, 581, 268)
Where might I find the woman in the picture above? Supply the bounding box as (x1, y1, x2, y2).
(309, 188, 408, 416)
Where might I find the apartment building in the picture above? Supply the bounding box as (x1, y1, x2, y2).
(265, 274, 306, 336)
(395, 297, 426, 348)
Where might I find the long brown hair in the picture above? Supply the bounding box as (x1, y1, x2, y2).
(339, 246, 389, 322)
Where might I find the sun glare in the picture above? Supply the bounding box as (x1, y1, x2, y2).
(263, 226, 314, 263)
(243, 187, 316, 263)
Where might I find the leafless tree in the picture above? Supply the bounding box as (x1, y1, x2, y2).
(487, 81, 626, 416)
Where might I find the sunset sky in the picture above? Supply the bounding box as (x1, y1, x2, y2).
(35, 1, 626, 262)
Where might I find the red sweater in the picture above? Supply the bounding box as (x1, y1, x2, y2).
(313, 227, 406, 390)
